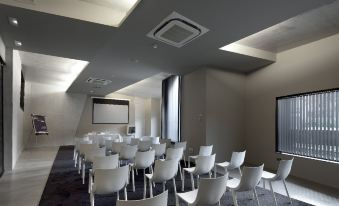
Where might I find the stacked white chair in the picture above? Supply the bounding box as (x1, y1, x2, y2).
(74, 138, 92, 167)
(145, 159, 178, 198)
(130, 138, 140, 146)
(123, 136, 132, 144)
(130, 150, 155, 198)
(116, 190, 168, 206)
(182, 154, 216, 191)
(90, 165, 130, 206)
(138, 140, 152, 152)
(188, 145, 213, 167)
(160, 138, 172, 149)
(112, 142, 126, 154)
(176, 174, 228, 206)
(262, 158, 294, 205)
(78, 143, 97, 174)
(150, 137, 160, 144)
(227, 164, 264, 206)
(119, 145, 138, 166)
(89, 154, 119, 193)
(165, 147, 184, 180)
(152, 143, 166, 160)
(82, 147, 106, 184)
(214, 150, 246, 178)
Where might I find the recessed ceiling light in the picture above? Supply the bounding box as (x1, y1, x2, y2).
(14, 40, 22, 47)
(90, 90, 94, 93)
(152, 44, 158, 49)
(8, 17, 18, 26)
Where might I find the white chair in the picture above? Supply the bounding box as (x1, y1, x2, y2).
(262, 158, 294, 206)
(138, 140, 152, 152)
(90, 165, 130, 206)
(112, 142, 126, 154)
(173, 141, 187, 166)
(140, 136, 151, 141)
(176, 174, 228, 206)
(130, 150, 155, 198)
(78, 143, 97, 174)
(150, 137, 160, 144)
(146, 159, 178, 198)
(82, 147, 106, 184)
(89, 154, 119, 193)
(116, 190, 168, 206)
(214, 150, 246, 178)
(105, 139, 114, 154)
(152, 143, 166, 160)
(165, 147, 184, 180)
(130, 138, 140, 146)
(182, 154, 216, 191)
(119, 145, 138, 166)
(74, 139, 92, 167)
(123, 136, 132, 144)
(160, 138, 172, 149)
(227, 164, 264, 206)
(188, 145, 213, 167)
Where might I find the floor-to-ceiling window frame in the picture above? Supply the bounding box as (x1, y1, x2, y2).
(0, 56, 4, 177)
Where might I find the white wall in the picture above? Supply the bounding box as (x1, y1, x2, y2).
(11, 50, 24, 168)
(245, 34, 339, 189)
(25, 82, 86, 147)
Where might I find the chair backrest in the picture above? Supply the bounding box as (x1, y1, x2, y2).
(93, 154, 119, 171)
(140, 136, 151, 141)
(134, 150, 155, 169)
(150, 137, 160, 144)
(116, 190, 168, 206)
(120, 145, 138, 160)
(229, 150, 246, 169)
(152, 159, 178, 183)
(198, 145, 213, 156)
(173, 141, 186, 151)
(194, 154, 216, 175)
(86, 147, 106, 162)
(105, 140, 114, 150)
(79, 143, 97, 156)
(123, 136, 132, 144)
(195, 174, 228, 205)
(165, 147, 183, 161)
(235, 164, 264, 192)
(159, 139, 172, 149)
(275, 158, 294, 180)
(138, 140, 152, 152)
(112, 142, 126, 154)
(130, 138, 140, 146)
(94, 165, 129, 194)
(152, 143, 166, 157)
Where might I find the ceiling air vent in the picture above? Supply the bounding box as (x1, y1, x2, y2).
(147, 12, 209, 48)
(86, 77, 112, 86)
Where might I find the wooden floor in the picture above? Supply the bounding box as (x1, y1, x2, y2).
(0, 146, 338, 206)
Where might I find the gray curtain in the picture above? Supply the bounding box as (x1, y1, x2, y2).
(161, 75, 181, 142)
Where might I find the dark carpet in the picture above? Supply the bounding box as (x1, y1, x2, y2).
(39, 146, 312, 206)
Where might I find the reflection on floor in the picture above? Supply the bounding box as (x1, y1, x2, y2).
(0, 146, 338, 206)
(0, 147, 58, 206)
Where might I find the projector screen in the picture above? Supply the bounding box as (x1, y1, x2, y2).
(92, 98, 129, 124)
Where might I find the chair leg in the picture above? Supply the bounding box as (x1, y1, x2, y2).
(178, 163, 183, 181)
(90, 192, 95, 206)
(190, 173, 194, 191)
(269, 181, 278, 206)
(117, 191, 120, 200)
(231, 190, 238, 206)
(82, 162, 85, 184)
(143, 169, 146, 199)
(283, 179, 292, 204)
(124, 187, 127, 200)
(88, 171, 92, 193)
(214, 164, 217, 178)
(263, 179, 266, 189)
(149, 179, 153, 198)
(182, 169, 185, 191)
(208, 171, 212, 178)
(188, 157, 191, 168)
(74, 152, 78, 167)
(253, 188, 260, 206)
(132, 167, 135, 192)
(238, 167, 242, 176)
(136, 169, 138, 175)
(162, 181, 166, 192)
(197, 175, 200, 188)
(78, 156, 82, 174)
(183, 154, 187, 167)
(173, 178, 177, 195)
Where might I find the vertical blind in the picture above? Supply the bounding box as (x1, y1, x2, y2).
(277, 89, 339, 162)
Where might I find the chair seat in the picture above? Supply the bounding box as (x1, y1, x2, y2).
(216, 161, 230, 168)
(226, 178, 240, 189)
(177, 189, 198, 204)
(183, 167, 195, 173)
(145, 173, 153, 179)
(189, 155, 198, 159)
(262, 170, 276, 180)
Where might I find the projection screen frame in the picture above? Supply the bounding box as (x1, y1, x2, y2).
(92, 97, 129, 124)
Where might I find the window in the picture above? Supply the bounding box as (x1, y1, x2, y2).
(276, 89, 339, 162)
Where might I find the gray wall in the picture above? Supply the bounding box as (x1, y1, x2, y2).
(245, 33, 339, 189)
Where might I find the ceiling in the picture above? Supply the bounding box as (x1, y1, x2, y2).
(19, 50, 88, 91)
(236, 1, 339, 53)
(115, 72, 170, 98)
(0, 0, 336, 95)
